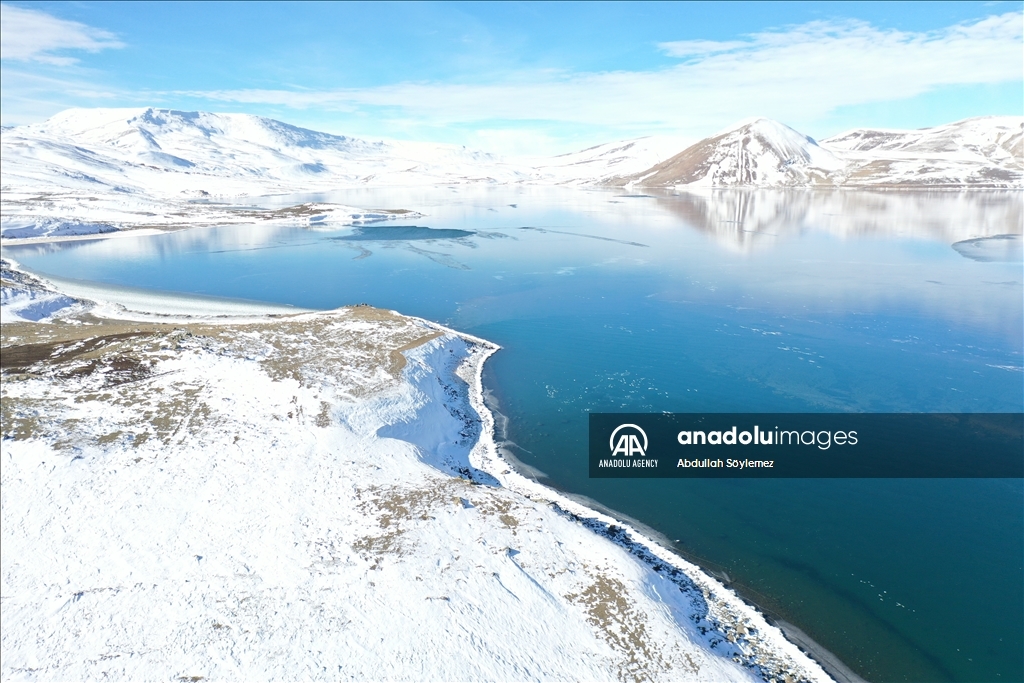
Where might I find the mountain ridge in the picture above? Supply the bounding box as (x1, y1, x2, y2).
(2, 107, 522, 197)
(610, 116, 1022, 189)
(2, 107, 1021, 195)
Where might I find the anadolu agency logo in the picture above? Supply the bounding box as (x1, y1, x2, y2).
(597, 423, 659, 470)
(610, 424, 648, 457)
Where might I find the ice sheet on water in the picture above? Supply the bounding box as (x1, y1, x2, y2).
(334, 225, 475, 242)
(952, 234, 1023, 262)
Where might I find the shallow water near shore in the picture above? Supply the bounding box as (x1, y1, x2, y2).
(6, 187, 1023, 682)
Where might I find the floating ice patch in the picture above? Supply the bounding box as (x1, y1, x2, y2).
(951, 234, 1023, 262)
(987, 364, 1024, 372)
(333, 226, 475, 242)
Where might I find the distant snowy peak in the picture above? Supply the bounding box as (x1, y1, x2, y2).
(34, 107, 383, 156)
(3, 107, 522, 196)
(823, 116, 1023, 167)
(610, 118, 844, 188)
(28, 107, 390, 178)
(819, 116, 1024, 187)
(613, 116, 1023, 188)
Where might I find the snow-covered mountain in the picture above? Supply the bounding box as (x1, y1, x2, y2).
(824, 116, 1022, 158)
(821, 116, 1023, 187)
(611, 116, 1023, 188)
(608, 118, 846, 188)
(1, 107, 527, 198)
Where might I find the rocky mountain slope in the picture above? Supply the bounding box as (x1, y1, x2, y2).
(610, 117, 1022, 189)
(607, 118, 845, 188)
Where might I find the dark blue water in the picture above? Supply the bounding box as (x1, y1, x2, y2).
(6, 187, 1022, 682)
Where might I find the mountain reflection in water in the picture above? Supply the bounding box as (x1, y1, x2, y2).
(652, 188, 1022, 252)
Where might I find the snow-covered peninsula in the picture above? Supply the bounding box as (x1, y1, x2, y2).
(0, 262, 837, 682)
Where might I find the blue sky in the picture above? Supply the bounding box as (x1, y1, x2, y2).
(1, 1, 1021, 155)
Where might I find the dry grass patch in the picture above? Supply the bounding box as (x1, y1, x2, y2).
(1, 305, 444, 448)
(566, 573, 683, 682)
(352, 480, 465, 562)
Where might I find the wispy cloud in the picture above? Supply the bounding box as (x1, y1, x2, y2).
(0, 4, 123, 66)
(657, 39, 748, 57)
(180, 12, 1022, 137)
(0, 67, 132, 124)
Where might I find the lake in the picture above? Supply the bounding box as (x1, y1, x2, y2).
(6, 187, 1023, 682)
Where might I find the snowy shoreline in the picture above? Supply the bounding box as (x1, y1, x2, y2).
(1, 262, 839, 682)
(450, 324, 860, 683)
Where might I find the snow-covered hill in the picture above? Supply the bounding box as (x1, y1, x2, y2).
(824, 116, 1022, 158)
(1, 107, 527, 198)
(611, 117, 1023, 188)
(527, 135, 693, 185)
(821, 116, 1023, 187)
(608, 119, 846, 188)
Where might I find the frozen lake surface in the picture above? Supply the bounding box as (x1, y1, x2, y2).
(7, 187, 1023, 683)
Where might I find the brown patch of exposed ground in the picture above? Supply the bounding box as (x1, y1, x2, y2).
(1, 305, 444, 448)
(352, 480, 466, 562)
(566, 572, 683, 682)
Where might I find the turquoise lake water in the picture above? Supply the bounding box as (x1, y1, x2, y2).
(6, 187, 1023, 682)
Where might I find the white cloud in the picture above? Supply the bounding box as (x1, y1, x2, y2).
(657, 39, 748, 57)
(0, 67, 131, 125)
(181, 12, 1023, 139)
(1, 9, 1020, 152)
(0, 4, 123, 66)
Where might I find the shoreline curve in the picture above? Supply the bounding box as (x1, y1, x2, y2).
(443, 321, 859, 683)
